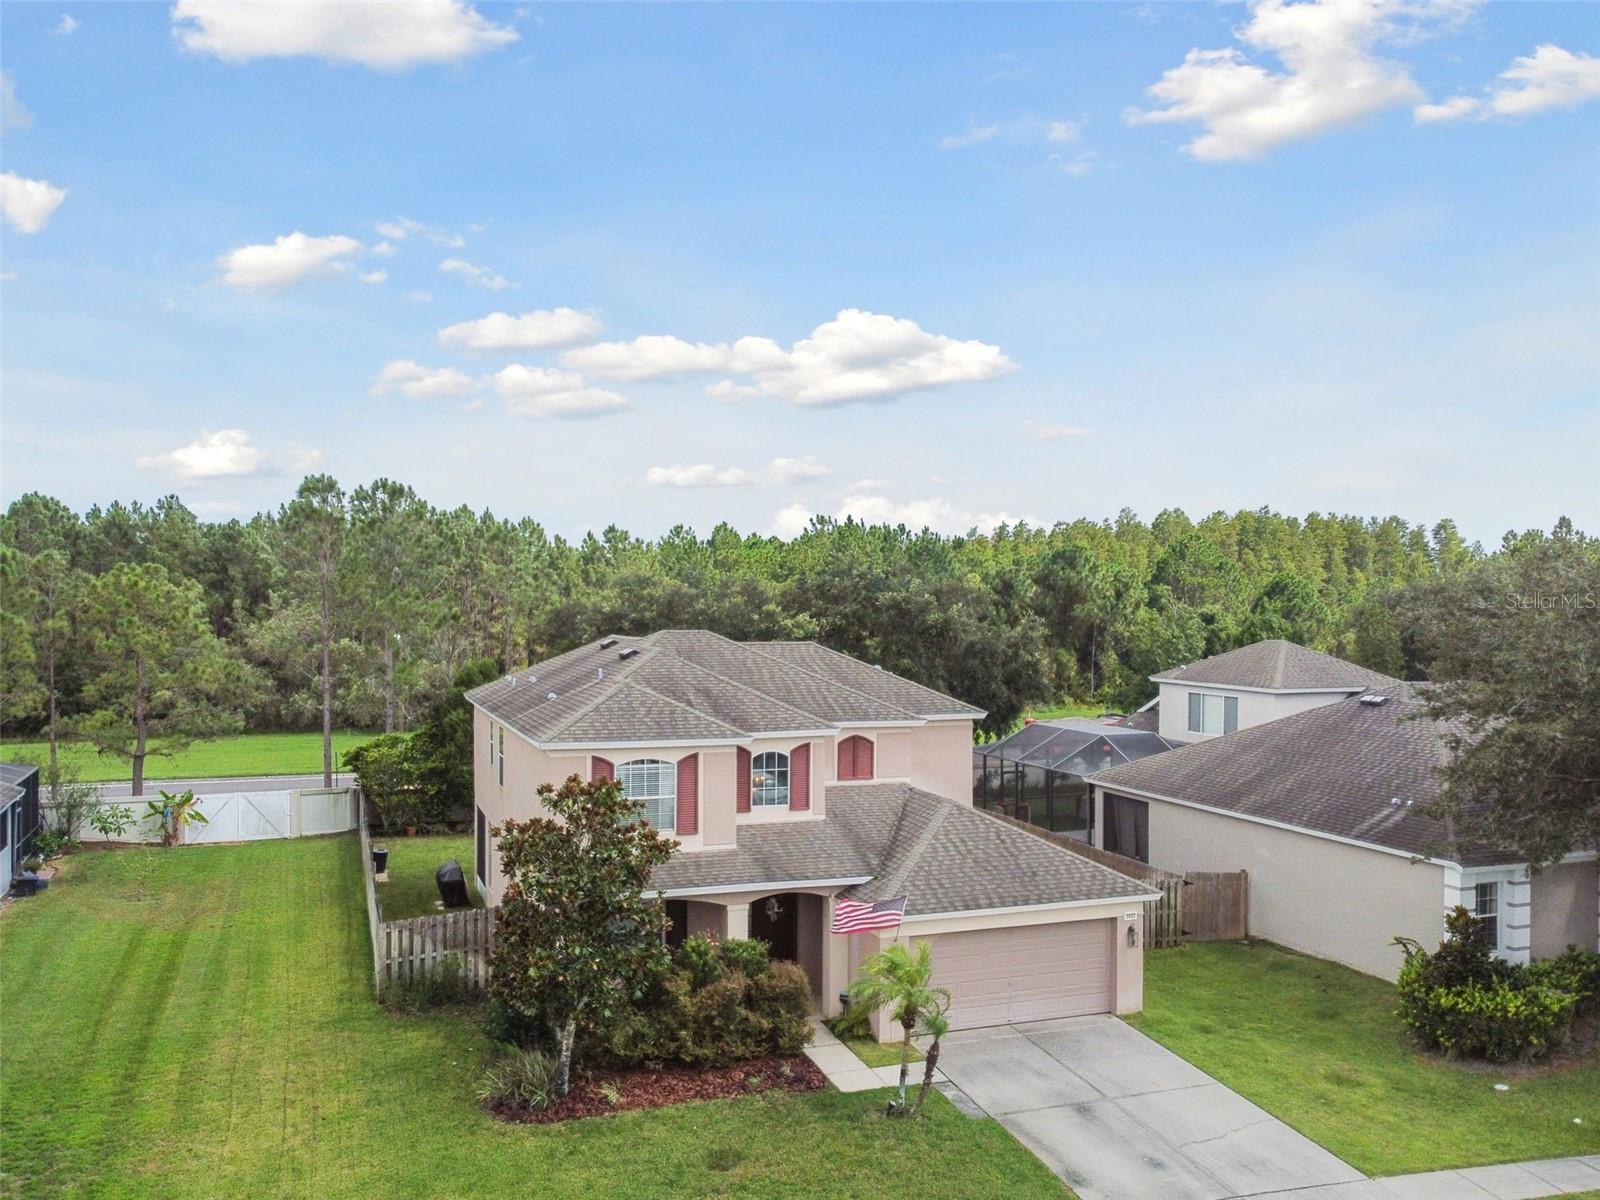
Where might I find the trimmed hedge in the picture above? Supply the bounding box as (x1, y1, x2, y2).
(1395, 910, 1596, 1063)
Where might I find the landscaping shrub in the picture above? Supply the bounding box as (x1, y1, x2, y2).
(1527, 946, 1600, 1017)
(826, 1001, 872, 1040)
(677, 934, 721, 989)
(484, 995, 547, 1050)
(476, 1048, 557, 1111)
(1395, 908, 1584, 1062)
(719, 937, 770, 980)
(748, 961, 813, 1056)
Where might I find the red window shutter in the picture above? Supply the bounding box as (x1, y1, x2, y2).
(837, 737, 853, 780)
(676, 754, 699, 835)
(838, 736, 874, 781)
(736, 747, 751, 813)
(790, 742, 811, 811)
(591, 756, 614, 783)
(857, 737, 874, 780)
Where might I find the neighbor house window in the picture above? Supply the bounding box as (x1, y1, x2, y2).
(1187, 692, 1239, 735)
(750, 751, 789, 807)
(618, 759, 676, 831)
(1472, 882, 1499, 948)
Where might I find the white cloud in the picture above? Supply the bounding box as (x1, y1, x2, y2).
(286, 443, 323, 472)
(1420, 44, 1600, 123)
(643, 456, 832, 489)
(0, 172, 67, 234)
(359, 269, 388, 284)
(1490, 44, 1600, 115)
(52, 14, 79, 35)
(170, 0, 517, 69)
(771, 492, 1032, 538)
(438, 306, 601, 350)
(1054, 149, 1099, 177)
(135, 429, 269, 479)
(490, 365, 627, 419)
(370, 359, 477, 399)
(1025, 421, 1091, 440)
(1045, 119, 1081, 144)
(1414, 95, 1481, 123)
(567, 309, 1014, 406)
(217, 231, 362, 290)
(372, 240, 397, 257)
(939, 124, 1002, 150)
(377, 215, 465, 247)
(706, 380, 760, 402)
(439, 257, 511, 290)
(2, 72, 32, 130)
(408, 290, 434, 303)
(1127, 0, 1472, 161)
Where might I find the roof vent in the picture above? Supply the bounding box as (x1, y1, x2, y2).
(1359, 693, 1389, 706)
(599, 637, 618, 649)
(596, 667, 604, 681)
(618, 647, 640, 661)
(546, 691, 558, 702)
(1389, 796, 1414, 807)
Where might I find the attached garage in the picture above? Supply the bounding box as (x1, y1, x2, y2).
(925, 918, 1115, 1028)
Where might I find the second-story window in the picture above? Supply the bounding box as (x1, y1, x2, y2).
(618, 758, 676, 831)
(1187, 692, 1239, 735)
(751, 751, 789, 807)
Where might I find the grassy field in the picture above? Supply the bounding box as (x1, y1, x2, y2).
(1128, 940, 1600, 1176)
(0, 731, 382, 783)
(0, 837, 1071, 1200)
(376, 834, 481, 920)
(1023, 701, 1108, 721)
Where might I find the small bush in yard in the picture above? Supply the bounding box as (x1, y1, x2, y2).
(1395, 908, 1584, 1062)
(477, 1048, 557, 1111)
(677, 934, 721, 989)
(380, 954, 471, 1011)
(1526, 946, 1600, 1017)
(749, 962, 814, 1056)
(718, 937, 770, 980)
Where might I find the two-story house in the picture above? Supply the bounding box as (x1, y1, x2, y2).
(467, 630, 1156, 1035)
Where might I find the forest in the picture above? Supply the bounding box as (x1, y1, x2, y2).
(0, 474, 1585, 788)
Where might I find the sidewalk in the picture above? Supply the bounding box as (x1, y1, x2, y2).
(803, 1018, 947, 1094)
(1256, 1157, 1600, 1200)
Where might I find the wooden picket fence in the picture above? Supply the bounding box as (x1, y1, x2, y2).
(978, 809, 1246, 949)
(358, 790, 497, 993)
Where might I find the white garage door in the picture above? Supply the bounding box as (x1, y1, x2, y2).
(926, 918, 1114, 1029)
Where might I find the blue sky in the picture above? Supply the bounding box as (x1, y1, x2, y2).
(2, 1, 1596, 545)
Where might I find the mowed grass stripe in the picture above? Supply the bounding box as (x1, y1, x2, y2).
(1, 836, 1073, 1199)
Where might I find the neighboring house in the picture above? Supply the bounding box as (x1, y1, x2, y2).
(972, 718, 1177, 843)
(0, 763, 42, 896)
(1150, 638, 1402, 744)
(468, 630, 1156, 1035)
(1091, 682, 1599, 981)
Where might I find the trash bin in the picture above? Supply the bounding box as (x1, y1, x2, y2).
(371, 846, 389, 874)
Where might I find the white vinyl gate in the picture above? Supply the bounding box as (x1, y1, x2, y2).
(182, 792, 293, 843)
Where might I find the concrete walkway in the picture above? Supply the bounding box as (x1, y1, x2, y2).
(803, 1018, 947, 1095)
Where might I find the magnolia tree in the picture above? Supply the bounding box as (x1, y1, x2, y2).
(488, 774, 675, 1097)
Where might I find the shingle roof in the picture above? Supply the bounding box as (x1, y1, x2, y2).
(1150, 639, 1401, 692)
(1093, 684, 1510, 866)
(467, 630, 984, 746)
(652, 782, 1155, 915)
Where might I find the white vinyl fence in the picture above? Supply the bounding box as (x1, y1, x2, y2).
(57, 787, 358, 845)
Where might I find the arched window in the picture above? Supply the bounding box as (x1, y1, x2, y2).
(617, 759, 676, 831)
(750, 751, 790, 808)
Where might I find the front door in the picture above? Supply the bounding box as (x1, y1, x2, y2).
(748, 892, 800, 962)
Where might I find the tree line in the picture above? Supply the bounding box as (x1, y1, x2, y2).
(0, 474, 1582, 796)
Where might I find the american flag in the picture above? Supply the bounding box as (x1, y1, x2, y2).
(831, 895, 908, 934)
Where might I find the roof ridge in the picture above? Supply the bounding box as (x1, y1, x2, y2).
(740, 641, 927, 722)
(869, 791, 953, 901)
(646, 651, 834, 730)
(1274, 639, 1290, 688)
(538, 641, 663, 737)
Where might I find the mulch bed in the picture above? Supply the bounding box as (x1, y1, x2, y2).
(486, 1054, 826, 1124)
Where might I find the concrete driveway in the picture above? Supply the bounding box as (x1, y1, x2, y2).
(936, 1016, 1365, 1200)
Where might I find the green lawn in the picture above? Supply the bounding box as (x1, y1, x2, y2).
(0, 837, 1071, 1200)
(1128, 940, 1600, 1176)
(841, 1034, 923, 1069)
(1024, 701, 1107, 721)
(375, 833, 481, 920)
(0, 731, 382, 783)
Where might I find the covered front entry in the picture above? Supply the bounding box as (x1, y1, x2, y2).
(748, 891, 801, 963)
(924, 918, 1115, 1029)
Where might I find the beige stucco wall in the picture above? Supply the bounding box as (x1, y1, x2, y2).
(1157, 683, 1357, 745)
(1531, 858, 1600, 958)
(1101, 788, 1447, 981)
(872, 720, 975, 803)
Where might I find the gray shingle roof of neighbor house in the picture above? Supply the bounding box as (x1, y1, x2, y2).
(1150, 638, 1402, 692)
(466, 629, 986, 746)
(1092, 683, 1511, 867)
(651, 781, 1157, 915)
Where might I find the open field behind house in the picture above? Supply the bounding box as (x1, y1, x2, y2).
(0, 732, 382, 783)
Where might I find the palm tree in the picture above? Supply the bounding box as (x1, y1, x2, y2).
(909, 1006, 950, 1118)
(846, 941, 951, 1114)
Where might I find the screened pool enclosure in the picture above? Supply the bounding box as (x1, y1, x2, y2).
(972, 718, 1177, 842)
